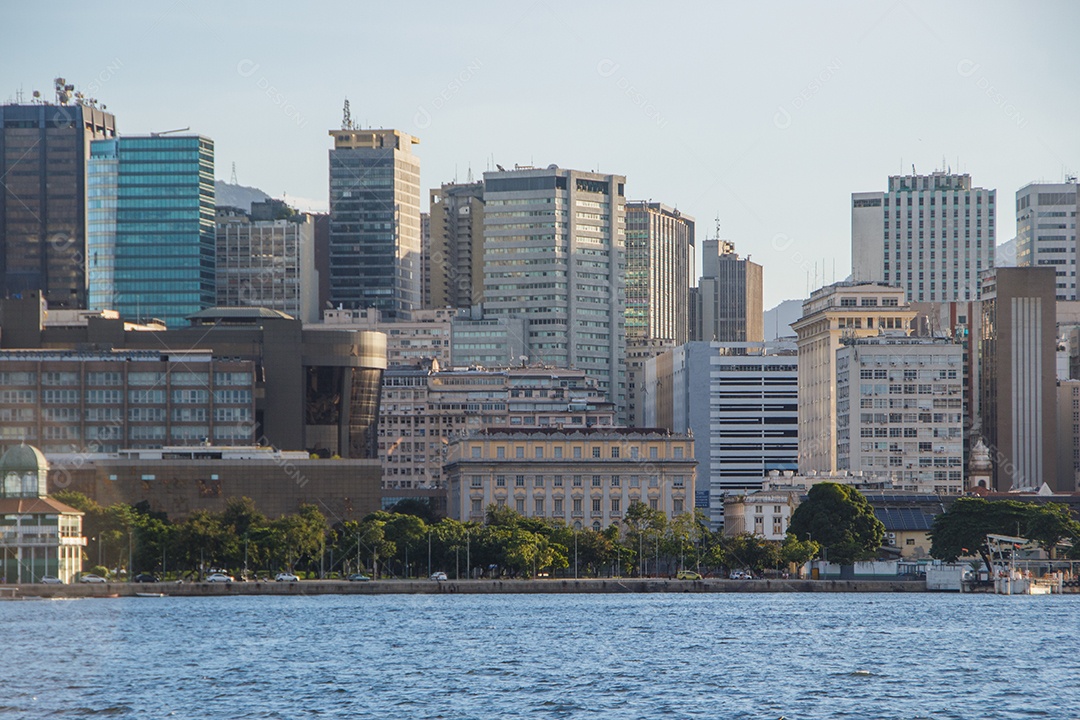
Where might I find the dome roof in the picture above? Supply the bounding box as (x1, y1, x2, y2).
(0, 443, 48, 474)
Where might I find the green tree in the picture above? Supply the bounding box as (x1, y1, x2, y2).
(1023, 503, 1080, 559)
(780, 534, 820, 574)
(725, 533, 781, 574)
(787, 483, 884, 566)
(931, 497, 1080, 572)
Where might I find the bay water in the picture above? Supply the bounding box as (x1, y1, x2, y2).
(2, 592, 1078, 719)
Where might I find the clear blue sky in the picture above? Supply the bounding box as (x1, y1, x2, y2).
(3, 0, 1078, 308)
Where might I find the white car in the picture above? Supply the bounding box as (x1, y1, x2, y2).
(275, 572, 300, 582)
(430, 572, 448, 581)
(40, 575, 64, 584)
(79, 573, 107, 584)
(205, 573, 234, 583)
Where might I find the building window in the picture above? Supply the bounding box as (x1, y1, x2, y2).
(611, 475, 620, 487)
(673, 447, 683, 459)
(630, 475, 640, 488)
(554, 498, 563, 514)
(592, 447, 601, 458)
(535, 498, 545, 515)
(573, 498, 582, 513)
(554, 447, 563, 459)
(649, 447, 658, 459)
(496, 446, 505, 459)
(470, 475, 482, 488)
(573, 475, 582, 487)
(553, 475, 563, 487)
(471, 447, 481, 458)
(496, 475, 506, 487)
(673, 500, 683, 514)
(592, 475, 602, 487)
(592, 498, 601, 513)
(516, 475, 525, 487)
(535, 447, 544, 459)
(573, 447, 582, 459)
(611, 498, 621, 513)
(534, 475, 544, 487)
(471, 499, 482, 513)
(516, 499, 525, 513)
(611, 447, 620, 458)
(516, 447, 525, 459)
(673, 476, 684, 488)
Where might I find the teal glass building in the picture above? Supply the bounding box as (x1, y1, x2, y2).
(88, 135, 215, 327)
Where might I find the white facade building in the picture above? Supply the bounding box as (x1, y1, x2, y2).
(836, 335, 965, 494)
(644, 341, 798, 528)
(1016, 181, 1078, 300)
(852, 171, 995, 302)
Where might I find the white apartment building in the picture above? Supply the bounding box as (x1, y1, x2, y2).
(792, 282, 916, 474)
(836, 335, 965, 494)
(1016, 180, 1078, 300)
(852, 171, 995, 302)
(482, 166, 627, 421)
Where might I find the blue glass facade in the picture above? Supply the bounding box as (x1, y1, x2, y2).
(88, 135, 215, 327)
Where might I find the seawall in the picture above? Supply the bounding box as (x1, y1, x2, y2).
(4, 577, 942, 598)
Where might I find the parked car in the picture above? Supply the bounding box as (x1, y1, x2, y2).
(729, 570, 753, 580)
(275, 572, 300, 583)
(430, 572, 448, 581)
(346, 573, 371, 582)
(205, 573, 234, 583)
(79, 573, 107, 584)
(40, 575, 64, 584)
(676, 570, 703, 580)
(133, 573, 159, 583)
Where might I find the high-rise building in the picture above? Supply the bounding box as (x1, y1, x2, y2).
(792, 282, 915, 474)
(482, 166, 627, 420)
(1016, 180, 1078, 300)
(852, 171, 995, 302)
(420, 210, 431, 308)
(87, 135, 215, 327)
(0, 91, 116, 308)
(835, 335, 965, 495)
(328, 128, 421, 318)
(624, 201, 694, 425)
(644, 341, 798, 528)
(979, 267, 1058, 491)
(428, 181, 484, 310)
(215, 203, 318, 322)
(693, 239, 763, 343)
(1056, 379, 1080, 493)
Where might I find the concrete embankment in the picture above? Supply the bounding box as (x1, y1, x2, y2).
(3, 577, 938, 598)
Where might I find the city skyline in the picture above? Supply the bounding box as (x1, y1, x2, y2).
(4, 1, 1079, 308)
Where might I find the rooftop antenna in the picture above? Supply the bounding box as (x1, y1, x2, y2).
(150, 127, 190, 137)
(342, 98, 356, 130)
(467, 165, 474, 183)
(230, 161, 238, 185)
(714, 213, 722, 240)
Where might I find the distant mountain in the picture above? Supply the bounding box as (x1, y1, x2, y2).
(215, 180, 271, 212)
(763, 298, 804, 340)
(996, 237, 1017, 267)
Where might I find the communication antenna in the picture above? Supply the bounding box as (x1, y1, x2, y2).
(342, 98, 356, 130)
(714, 213, 722, 239)
(230, 161, 238, 185)
(150, 127, 190, 137)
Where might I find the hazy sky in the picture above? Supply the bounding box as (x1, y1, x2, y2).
(4, 1, 1078, 308)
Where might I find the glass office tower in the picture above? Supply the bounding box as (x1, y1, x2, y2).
(88, 135, 215, 327)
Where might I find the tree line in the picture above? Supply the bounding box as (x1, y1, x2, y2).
(53, 492, 820, 580)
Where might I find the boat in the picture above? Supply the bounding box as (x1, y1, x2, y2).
(135, 592, 167, 598)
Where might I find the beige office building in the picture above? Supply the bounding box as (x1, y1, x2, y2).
(445, 428, 696, 530)
(792, 282, 915, 473)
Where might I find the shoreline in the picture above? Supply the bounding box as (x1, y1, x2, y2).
(0, 577, 993, 597)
